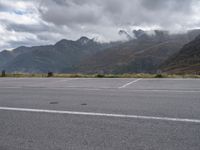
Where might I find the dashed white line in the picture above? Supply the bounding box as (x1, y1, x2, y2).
(118, 78, 142, 88)
(0, 106, 199, 123)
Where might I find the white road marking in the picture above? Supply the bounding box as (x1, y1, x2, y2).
(0, 106, 199, 123)
(142, 78, 200, 81)
(119, 78, 142, 88)
(125, 89, 200, 93)
(31, 78, 79, 86)
(0, 78, 25, 81)
(44, 78, 79, 84)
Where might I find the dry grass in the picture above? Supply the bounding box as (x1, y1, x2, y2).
(1, 73, 200, 78)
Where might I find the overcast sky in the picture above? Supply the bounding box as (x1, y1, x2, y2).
(0, 0, 200, 50)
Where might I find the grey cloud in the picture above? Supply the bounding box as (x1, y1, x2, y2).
(1, 0, 200, 50)
(38, 0, 199, 29)
(53, 0, 68, 6)
(103, 0, 124, 14)
(1, 38, 39, 51)
(141, 0, 192, 11)
(39, 0, 102, 26)
(6, 22, 50, 33)
(0, 2, 11, 12)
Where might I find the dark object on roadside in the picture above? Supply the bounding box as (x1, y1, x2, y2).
(1, 70, 6, 77)
(47, 72, 53, 77)
(81, 103, 87, 106)
(49, 101, 58, 104)
(155, 74, 164, 78)
(96, 74, 105, 78)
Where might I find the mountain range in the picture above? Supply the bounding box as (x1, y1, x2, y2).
(77, 29, 200, 73)
(161, 34, 200, 74)
(0, 37, 117, 73)
(0, 29, 200, 74)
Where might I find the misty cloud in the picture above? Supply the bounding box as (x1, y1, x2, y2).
(39, 0, 198, 27)
(0, 0, 200, 50)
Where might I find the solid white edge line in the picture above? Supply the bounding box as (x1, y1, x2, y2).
(0, 106, 200, 123)
(119, 78, 142, 88)
(142, 78, 200, 81)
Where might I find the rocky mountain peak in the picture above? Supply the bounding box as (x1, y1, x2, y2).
(77, 36, 91, 45)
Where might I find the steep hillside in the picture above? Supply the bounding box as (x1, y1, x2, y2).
(1, 29, 200, 74)
(0, 46, 29, 67)
(77, 30, 200, 73)
(0, 37, 112, 73)
(161, 35, 200, 74)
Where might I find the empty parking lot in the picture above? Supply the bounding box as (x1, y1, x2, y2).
(0, 78, 200, 150)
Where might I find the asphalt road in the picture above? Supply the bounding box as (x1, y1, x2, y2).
(0, 78, 200, 150)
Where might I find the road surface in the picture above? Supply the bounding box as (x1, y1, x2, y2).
(0, 78, 200, 150)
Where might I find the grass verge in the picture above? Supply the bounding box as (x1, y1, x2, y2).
(0, 73, 200, 78)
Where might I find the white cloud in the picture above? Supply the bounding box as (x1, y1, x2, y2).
(0, 0, 200, 50)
